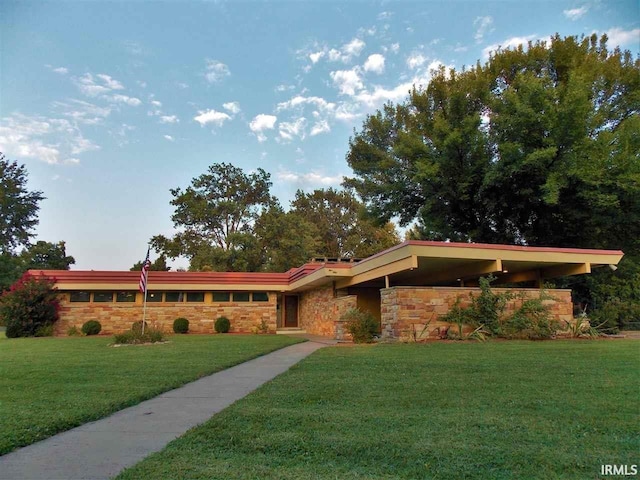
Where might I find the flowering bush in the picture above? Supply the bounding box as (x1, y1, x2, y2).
(0, 273, 60, 338)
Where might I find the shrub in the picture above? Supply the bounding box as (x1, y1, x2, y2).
(35, 324, 54, 337)
(466, 275, 511, 335)
(67, 325, 81, 336)
(173, 317, 189, 334)
(114, 326, 165, 345)
(214, 316, 231, 333)
(131, 320, 148, 334)
(502, 295, 559, 340)
(341, 307, 380, 343)
(82, 320, 102, 336)
(0, 273, 60, 338)
(589, 299, 640, 333)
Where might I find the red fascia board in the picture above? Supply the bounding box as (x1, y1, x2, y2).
(356, 240, 624, 266)
(31, 270, 291, 286)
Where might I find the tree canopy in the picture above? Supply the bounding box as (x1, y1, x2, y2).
(152, 164, 400, 272)
(345, 33, 640, 323)
(345, 34, 640, 254)
(0, 153, 44, 255)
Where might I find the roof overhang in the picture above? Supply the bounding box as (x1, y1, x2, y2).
(34, 241, 624, 292)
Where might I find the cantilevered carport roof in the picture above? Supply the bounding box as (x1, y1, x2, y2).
(319, 241, 624, 290)
(39, 241, 623, 292)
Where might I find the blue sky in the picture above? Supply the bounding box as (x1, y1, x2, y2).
(1, 0, 638, 270)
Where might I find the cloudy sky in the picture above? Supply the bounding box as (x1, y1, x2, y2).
(1, 0, 638, 270)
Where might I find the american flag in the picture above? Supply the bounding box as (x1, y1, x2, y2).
(139, 247, 151, 294)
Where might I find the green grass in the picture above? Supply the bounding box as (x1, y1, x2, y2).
(0, 334, 302, 455)
(117, 340, 639, 480)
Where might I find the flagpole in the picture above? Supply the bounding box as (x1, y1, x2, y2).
(142, 279, 148, 335)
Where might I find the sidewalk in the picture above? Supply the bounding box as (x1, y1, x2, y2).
(0, 339, 330, 480)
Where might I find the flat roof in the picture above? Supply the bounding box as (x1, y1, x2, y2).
(34, 241, 624, 292)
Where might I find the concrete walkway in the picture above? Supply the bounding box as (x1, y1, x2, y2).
(0, 339, 330, 480)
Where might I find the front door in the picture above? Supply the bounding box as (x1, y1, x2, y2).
(284, 295, 299, 327)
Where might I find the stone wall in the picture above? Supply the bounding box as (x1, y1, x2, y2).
(55, 293, 277, 335)
(299, 284, 357, 338)
(381, 286, 573, 340)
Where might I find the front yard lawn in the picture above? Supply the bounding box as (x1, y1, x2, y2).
(117, 340, 639, 480)
(0, 334, 302, 455)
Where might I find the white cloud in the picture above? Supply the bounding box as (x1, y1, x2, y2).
(563, 6, 588, 20)
(276, 95, 335, 113)
(249, 114, 277, 142)
(0, 113, 99, 165)
(108, 94, 142, 106)
(277, 168, 344, 187)
(204, 60, 230, 83)
(278, 117, 307, 142)
(150, 100, 162, 107)
(343, 38, 366, 58)
(52, 99, 111, 125)
(407, 53, 427, 70)
(74, 73, 125, 97)
(474, 16, 494, 43)
(482, 35, 537, 59)
(137, 80, 148, 88)
(309, 51, 325, 63)
(330, 69, 364, 96)
(377, 11, 393, 20)
(310, 120, 330, 136)
(363, 53, 385, 74)
(52, 66, 68, 74)
(390, 43, 400, 53)
(275, 84, 295, 92)
(163, 135, 174, 142)
(96, 74, 124, 90)
(605, 27, 640, 48)
(194, 109, 231, 127)
(159, 115, 179, 124)
(223, 101, 241, 114)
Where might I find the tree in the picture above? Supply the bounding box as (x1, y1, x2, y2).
(20, 241, 75, 271)
(345, 34, 640, 252)
(152, 163, 273, 271)
(0, 153, 45, 254)
(345, 34, 640, 316)
(130, 254, 171, 272)
(253, 202, 320, 272)
(290, 188, 400, 258)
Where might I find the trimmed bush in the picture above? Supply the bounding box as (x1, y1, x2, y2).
(1, 273, 60, 338)
(214, 316, 231, 333)
(173, 317, 189, 334)
(341, 307, 380, 343)
(82, 320, 102, 336)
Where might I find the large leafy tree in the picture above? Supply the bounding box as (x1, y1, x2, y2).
(0, 153, 45, 254)
(151, 163, 273, 271)
(345, 34, 640, 318)
(346, 34, 639, 252)
(290, 188, 400, 258)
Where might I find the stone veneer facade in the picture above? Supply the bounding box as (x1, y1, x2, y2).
(380, 286, 573, 340)
(55, 292, 277, 335)
(298, 284, 358, 338)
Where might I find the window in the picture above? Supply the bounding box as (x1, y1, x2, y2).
(252, 292, 269, 302)
(186, 292, 204, 302)
(165, 292, 184, 302)
(212, 292, 230, 302)
(146, 292, 163, 302)
(116, 291, 136, 303)
(93, 292, 113, 302)
(232, 292, 250, 302)
(70, 291, 90, 302)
